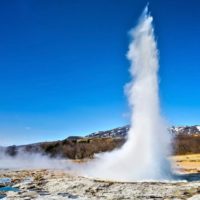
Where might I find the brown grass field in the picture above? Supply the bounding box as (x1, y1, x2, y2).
(172, 154, 200, 174)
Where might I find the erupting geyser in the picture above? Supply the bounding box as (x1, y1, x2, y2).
(85, 6, 172, 181)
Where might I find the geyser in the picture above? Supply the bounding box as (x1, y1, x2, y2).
(85, 6, 172, 181)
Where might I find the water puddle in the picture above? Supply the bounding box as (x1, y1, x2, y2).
(0, 186, 19, 192)
(0, 177, 19, 199)
(0, 178, 11, 184)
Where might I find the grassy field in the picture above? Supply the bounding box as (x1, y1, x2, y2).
(172, 154, 200, 174)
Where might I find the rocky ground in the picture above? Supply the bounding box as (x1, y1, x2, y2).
(0, 154, 200, 200)
(0, 169, 200, 200)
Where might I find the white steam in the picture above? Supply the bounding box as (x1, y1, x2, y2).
(84, 6, 172, 181)
(0, 149, 75, 170)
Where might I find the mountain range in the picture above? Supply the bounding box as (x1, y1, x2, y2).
(2, 125, 200, 159)
(86, 125, 200, 138)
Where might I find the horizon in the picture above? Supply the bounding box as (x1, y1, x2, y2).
(2, 123, 200, 147)
(0, 0, 200, 146)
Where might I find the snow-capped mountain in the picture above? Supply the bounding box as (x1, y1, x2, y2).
(170, 125, 200, 135)
(86, 125, 130, 138)
(86, 125, 200, 138)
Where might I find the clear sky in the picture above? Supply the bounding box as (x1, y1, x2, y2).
(0, 0, 200, 146)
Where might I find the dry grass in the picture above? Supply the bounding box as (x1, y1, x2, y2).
(171, 154, 200, 174)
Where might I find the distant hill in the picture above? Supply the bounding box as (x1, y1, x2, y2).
(3, 125, 200, 159)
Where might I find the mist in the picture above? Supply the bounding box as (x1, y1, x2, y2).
(0, 148, 75, 170)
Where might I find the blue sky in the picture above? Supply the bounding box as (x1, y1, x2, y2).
(0, 0, 200, 145)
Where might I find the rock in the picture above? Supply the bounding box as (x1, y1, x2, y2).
(6, 191, 19, 197)
(188, 194, 200, 200)
(21, 191, 38, 198)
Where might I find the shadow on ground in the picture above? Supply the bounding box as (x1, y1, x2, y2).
(174, 173, 200, 182)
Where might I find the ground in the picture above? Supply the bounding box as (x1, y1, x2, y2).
(172, 154, 200, 174)
(1, 154, 200, 200)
